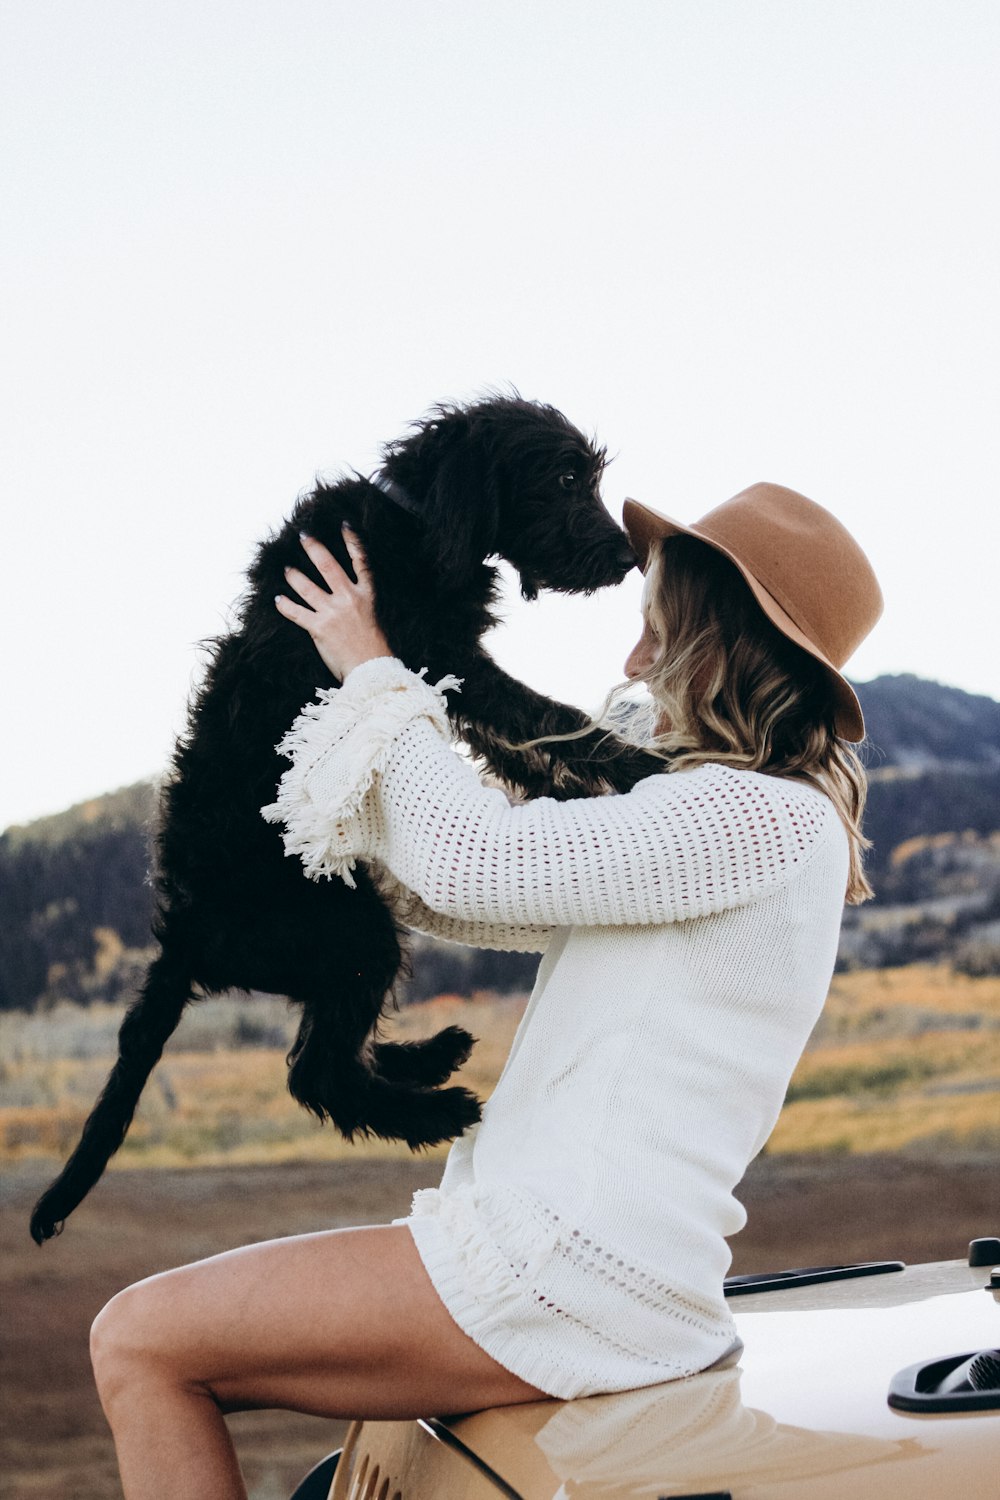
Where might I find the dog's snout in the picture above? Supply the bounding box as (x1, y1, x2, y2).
(616, 537, 639, 572)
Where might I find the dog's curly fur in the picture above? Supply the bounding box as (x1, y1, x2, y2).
(31, 395, 663, 1244)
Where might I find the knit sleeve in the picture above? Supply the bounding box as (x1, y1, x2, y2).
(262, 657, 839, 924)
(260, 656, 551, 951)
(263, 657, 843, 928)
(373, 868, 552, 953)
(365, 721, 842, 927)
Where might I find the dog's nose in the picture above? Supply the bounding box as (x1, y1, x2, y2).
(616, 538, 639, 572)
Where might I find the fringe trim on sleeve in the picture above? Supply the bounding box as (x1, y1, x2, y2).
(260, 657, 461, 887)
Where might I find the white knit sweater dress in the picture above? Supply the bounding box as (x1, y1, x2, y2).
(261, 657, 850, 1400)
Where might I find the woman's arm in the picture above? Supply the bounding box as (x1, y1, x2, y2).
(263, 658, 843, 929)
(374, 867, 552, 953)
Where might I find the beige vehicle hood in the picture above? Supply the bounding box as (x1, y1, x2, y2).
(434, 1259, 1000, 1499)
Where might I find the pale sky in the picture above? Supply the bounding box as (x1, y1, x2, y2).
(3, 0, 998, 830)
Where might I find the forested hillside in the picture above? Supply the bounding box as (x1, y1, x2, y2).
(858, 674, 1000, 770)
(2, 673, 998, 1012)
(0, 783, 157, 1012)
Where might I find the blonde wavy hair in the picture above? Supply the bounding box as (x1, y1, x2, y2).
(531, 534, 873, 904)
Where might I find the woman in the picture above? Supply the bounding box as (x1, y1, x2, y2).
(90, 482, 882, 1500)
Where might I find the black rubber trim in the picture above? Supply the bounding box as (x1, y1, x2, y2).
(287, 1448, 341, 1499)
(420, 1419, 524, 1498)
(724, 1260, 905, 1296)
(888, 1349, 1000, 1413)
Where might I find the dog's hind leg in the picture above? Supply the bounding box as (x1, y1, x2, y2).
(368, 1027, 477, 1087)
(29, 947, 195, 1244)
(286, 980, 481, 1149)
(274, 873, 479, 1132)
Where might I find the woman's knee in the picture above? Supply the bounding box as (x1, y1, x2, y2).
(90, 1279, 171, 1408)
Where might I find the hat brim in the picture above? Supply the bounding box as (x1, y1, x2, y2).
(623, 497, 866, 742)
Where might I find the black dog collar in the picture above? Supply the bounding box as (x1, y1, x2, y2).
(371, 472, 422, 518)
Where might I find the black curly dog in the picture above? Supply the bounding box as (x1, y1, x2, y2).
(31, 395, 663, 1244)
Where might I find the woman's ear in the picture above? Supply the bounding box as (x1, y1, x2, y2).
(422, 433, 501, 590)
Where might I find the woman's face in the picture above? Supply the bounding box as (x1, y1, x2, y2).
(623, 576, 660, 680)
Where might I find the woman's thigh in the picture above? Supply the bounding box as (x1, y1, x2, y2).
(93, 1223, 547, 1420)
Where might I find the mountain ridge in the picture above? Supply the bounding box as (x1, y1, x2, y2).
(851, 673, 1000, 771)
(3, 673, 997, 1010)
(5, 673, 997, 844)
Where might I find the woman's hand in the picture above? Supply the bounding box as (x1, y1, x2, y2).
(275, 526, 394, 682)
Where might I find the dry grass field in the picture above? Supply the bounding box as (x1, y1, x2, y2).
(2, 967, 999, 1498)
(0, 994, 521, 1172)
(2, 968, 998, 1171)
(770, 965, 1000, 1154)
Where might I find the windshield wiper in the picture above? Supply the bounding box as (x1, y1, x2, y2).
(724, 1260, 905, 1296)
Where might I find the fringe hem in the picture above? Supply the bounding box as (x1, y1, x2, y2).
(396, 1184, 737, 1401)
(260, 657, 461, 886)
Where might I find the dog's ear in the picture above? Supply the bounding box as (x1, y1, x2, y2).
(421, 431, 501, 590)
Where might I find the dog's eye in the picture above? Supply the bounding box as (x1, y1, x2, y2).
(558, 473, 578, 490)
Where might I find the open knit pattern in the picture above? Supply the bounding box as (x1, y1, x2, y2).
(264, 656, 850, 1398)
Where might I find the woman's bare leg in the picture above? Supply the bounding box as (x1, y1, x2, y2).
(90, 1223, 546, 1500)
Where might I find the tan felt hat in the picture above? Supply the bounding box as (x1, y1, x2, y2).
(622, 482, 884, 742)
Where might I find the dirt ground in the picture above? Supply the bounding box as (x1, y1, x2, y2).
(2, 1152, 997, 1500)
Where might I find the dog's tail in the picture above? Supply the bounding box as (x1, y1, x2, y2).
(29, 951, 193, 1245)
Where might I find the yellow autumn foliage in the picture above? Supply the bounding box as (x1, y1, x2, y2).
(1, 970, 997, 1168)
